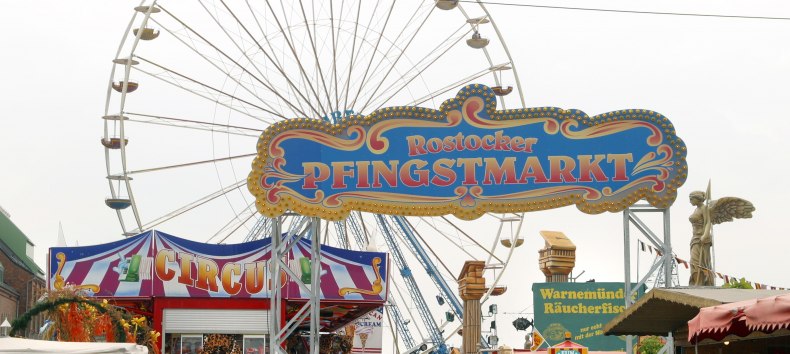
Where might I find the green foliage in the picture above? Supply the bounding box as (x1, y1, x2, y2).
(637, 336, 664, 354)
(722, 277, 753, 289)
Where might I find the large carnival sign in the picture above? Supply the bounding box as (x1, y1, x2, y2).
(49, 230, 388, 302)
(248, 84, 687, 220)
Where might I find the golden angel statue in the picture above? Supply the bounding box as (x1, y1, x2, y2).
(689, 183, 755, 286)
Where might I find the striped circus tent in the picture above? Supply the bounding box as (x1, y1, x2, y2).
(49, 230, 388, 303)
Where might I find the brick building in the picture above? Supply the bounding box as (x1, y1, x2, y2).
(0, 205, 46, 337)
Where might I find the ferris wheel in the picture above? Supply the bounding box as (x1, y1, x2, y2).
(102, 0, 526, 352)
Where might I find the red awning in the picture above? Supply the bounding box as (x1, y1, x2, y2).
(550, 340, 585, 348)
(688, 293, 790, 343)
(548, 339, 589, 354)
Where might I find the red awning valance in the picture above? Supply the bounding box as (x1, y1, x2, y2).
(688, 293, 790, 343)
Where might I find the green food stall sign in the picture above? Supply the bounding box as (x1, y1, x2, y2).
(533, 282, 645, 351)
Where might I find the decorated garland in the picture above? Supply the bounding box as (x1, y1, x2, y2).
(10, 296, 126, 341)
(10, 287, 160, 354)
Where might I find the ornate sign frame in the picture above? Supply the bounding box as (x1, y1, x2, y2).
(248, 84, 687, 220)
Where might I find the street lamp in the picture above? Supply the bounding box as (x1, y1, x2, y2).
(1, 317, 11, 337)
(488, 304, 497, 316)
(487, 334, 499, 347)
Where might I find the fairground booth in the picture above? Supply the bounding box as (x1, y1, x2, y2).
(48, 230, 389, 353)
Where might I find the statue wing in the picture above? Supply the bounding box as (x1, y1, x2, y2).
(710, 197, 755, 225)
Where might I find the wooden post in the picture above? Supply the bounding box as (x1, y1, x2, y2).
(458, 261, 487, 354)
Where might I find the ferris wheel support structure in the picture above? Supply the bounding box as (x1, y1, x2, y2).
(375, 215, 448, 354)
(392, 216, 464, 320)
(386, 297, 418, 350)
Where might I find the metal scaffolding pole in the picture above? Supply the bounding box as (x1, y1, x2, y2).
(268, 216, 322, 353)
(310, 217, 321, 354)
(623, 210, 633, 354)
(623, 204, 674, 354)
(269, 216, 283, 353)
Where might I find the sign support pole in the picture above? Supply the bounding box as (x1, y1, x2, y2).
(310, 217, 322, 354)
(623, 204, 674, 354)
(623, 210, 633, 354)
(270, 216, 284, 353)
(267, 216, 323, 353)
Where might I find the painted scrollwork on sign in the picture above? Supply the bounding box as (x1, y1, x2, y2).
(248, 84, 687, 220)
(339, 257, 384, 296)
(53, 252, 101, 293)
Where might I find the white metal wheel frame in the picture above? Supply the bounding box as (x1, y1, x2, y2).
(102, 0, 526, 352)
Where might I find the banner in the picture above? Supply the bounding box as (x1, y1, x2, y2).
(633, 240, 787, 290)
(533, 282, 645, 351)
(49, 231, 388, 302)
(249, 84, 687, 221)
(339, 307, 384, 354)
(531, 329, 547, 351)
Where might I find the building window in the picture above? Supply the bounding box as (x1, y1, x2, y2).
(163, 333, 269, 354)
(0, 261, 5, 283)
(244, 335, 268, 354)
(26, 242, 35, 260)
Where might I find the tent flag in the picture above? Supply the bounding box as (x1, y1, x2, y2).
(531, 328, 548, 351)
(57, 222, 67, 247)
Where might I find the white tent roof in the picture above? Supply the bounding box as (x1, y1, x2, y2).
(0, 337, 148, 354)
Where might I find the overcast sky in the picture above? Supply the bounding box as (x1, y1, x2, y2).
(1, 0, 789, 350)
